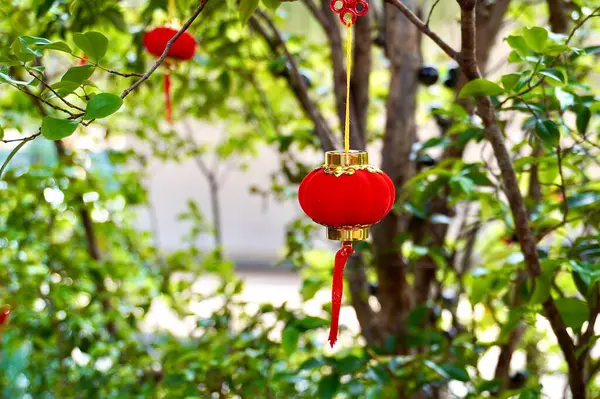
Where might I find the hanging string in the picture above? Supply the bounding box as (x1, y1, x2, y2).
(168, 0, 175, 22)
(344, 21, 352, 156)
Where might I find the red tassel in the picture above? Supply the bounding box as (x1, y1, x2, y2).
(164, 73, 173, 123)
(0, 308, 9, 326)
(328, 243, 354, 347)
(78, 54, 88, 66)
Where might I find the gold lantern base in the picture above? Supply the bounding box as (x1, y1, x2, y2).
(327, 226, 369, 241)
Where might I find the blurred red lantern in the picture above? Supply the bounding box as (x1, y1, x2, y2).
(0, 308, 9, 326)
(143, 26, 196, 123)
(298, 150, 395, 346)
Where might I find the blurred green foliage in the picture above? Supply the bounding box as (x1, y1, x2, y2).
(0, 0, 599, 398)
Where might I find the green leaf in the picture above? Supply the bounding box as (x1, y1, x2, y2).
(0, 125, 3, 140)
(294, 316, 329, 332)
(239, 0, 259, 25)
(590, 102, 600, 113)
(501, 73, 521, 92)
(539, 68, 564, 85)
(450, 176, 475, 196)
(469, 275, 490, 304)
(261, 0, 281, 10)
(73, 32, 109, 62)
(346, 380, 364, 396)
(439, 364, 470, 382)
(61, 65, 95, 84)
(49, 81, 80, 98)
(0, 71, 31, 86)
(103, 7, 128, 32)
(336, 355, 364, 374)
(576, 107, 591, 134)
(281, 326, 299, 356)
(84, 93, 123, 120)
(544, 44, 570, 55)
(459, 79, 504, 98)
(299, 357, 325, 371)
(555, 87, 575, 111)
(300, 277, 322, 301)
(425, 360, 450, 379)
(505, 35, 530, 57)
(555, 298, 589, 330)
(534, 119, 560, 147)
(45, 41, 72, 53)
(523, 27, 548, 53)
(41, 117, 79, 140)
(11, 38, 38, 61)
(317, 374, 340, 399)
(20, 36, 52, 46)
(529, 261, 559, 305)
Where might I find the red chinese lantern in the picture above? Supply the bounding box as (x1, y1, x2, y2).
(298, 151, 395, 346)
(143, 26, 196, 123)
(297, 0, 395, 348)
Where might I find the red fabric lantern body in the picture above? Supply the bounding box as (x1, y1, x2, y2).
(299, 151, 395, 240)
(143, 27, 197, 123)
(298, 150, 395, 346)
(143, 27, 196, 61)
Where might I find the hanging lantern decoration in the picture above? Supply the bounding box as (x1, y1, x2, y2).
(298, 1, 396, 347)
(0, 308, 9, 327)
(143, 0, 196, 123)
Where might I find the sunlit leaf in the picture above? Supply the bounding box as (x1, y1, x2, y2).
(73, 31, 109, 62)
(84, 93, 123, 120)
(41, 117, 79, 140)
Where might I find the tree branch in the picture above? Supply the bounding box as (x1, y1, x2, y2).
(547, 0, 569, 34)
(249, 13, 337, 151)
(26, 67, 86, 112)
(384, 0, 459, 61)
(346, 253, 378, 345)
(306, 0, 364, 149)
(455, 1, 582, 395)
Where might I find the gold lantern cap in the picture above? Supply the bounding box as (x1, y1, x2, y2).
(325, 150, 368, 167)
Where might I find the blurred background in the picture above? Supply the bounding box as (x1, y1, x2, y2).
(1, 0, 600, 398)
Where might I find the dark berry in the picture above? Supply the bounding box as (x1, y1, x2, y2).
(434, 114, 452, 131)
(368, 283, 378, 297)
(444, 66, 459, 89)
(508, 371, 528, 389)
(418, 65, 439, 86)
(301, 74, 312, 88)
(417, 154, 436, 167)
(373, 35, 386, 48)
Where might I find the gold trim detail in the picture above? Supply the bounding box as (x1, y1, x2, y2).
(325, 150, 368, 167)
(327, 227, 369, 241)
(322, 164, 382, 177)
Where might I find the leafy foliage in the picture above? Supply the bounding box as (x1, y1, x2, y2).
(0, 0, 599, 398)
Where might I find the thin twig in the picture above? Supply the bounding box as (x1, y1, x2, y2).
(425, 0, 441, 27)
(71, 55, 144, 78)
(0, 131, 40, 178)
(1, 132, 42, 143)
(121, 0, 208, 100)
(556, 145, 568, 223)
(384, 0, 459, 61)
(25, 67, 85, 112)
(566, 7, 600, 45)
(12, 83, 75, 117)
